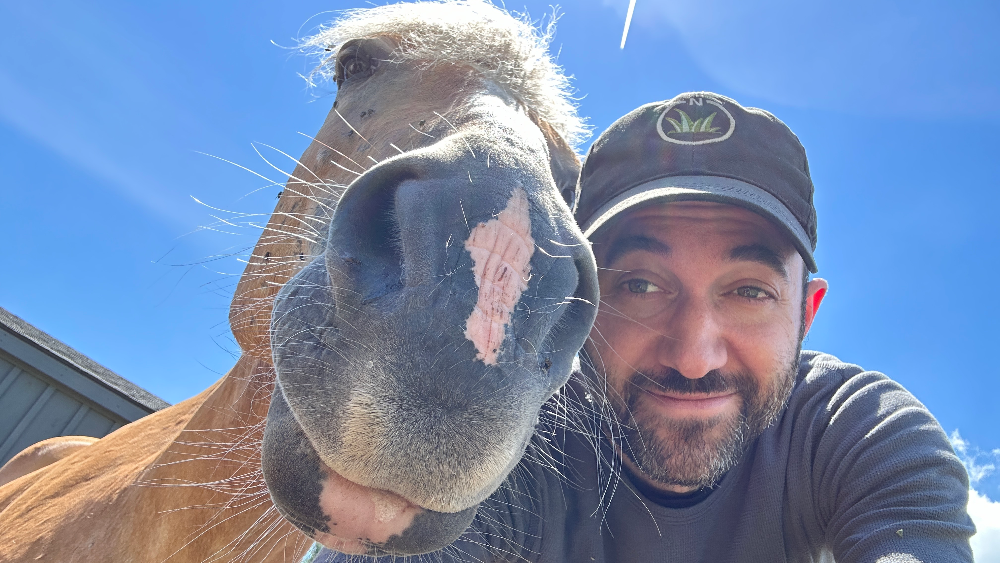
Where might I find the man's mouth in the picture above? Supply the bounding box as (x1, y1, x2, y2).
(639, 388, 739, 417)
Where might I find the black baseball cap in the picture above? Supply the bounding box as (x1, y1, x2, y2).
(576, 92, 818, 273)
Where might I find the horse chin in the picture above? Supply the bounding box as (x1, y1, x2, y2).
(310, 458, 472, 555)
(310, 463, 421, 554)
(262, 386, 480, 556)
(312, 462, 480, 556)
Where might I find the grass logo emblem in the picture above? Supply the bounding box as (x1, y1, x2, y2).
(656, 96, 736, 145)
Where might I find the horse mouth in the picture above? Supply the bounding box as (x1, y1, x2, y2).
(310, 446, 482, 556)
(310, 460, 423, 554)
(262, 386, 482, 556)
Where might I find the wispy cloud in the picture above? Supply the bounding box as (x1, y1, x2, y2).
(0, 68, 193, 229)
(950, 430, 1000, 561)
(0, 2, 236, 234)
(952, 430, 1000, 487)
(601, 0, 1000, 116)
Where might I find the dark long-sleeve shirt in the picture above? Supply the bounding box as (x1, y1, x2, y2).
(317, 351, 976, 562)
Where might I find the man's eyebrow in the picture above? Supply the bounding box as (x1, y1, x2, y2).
(603, 235, 671, 266)
(727, 244, 789, 279)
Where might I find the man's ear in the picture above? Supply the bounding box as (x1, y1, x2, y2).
(803, 278, 828, 336)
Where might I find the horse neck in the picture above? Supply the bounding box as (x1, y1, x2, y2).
(181, 353, 275, 432)
(132, 354, 302, 561)
(151, 353, 276, 480)
(0, 353, 299, 563)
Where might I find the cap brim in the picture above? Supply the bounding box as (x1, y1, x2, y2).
(580, 175, 817, 273)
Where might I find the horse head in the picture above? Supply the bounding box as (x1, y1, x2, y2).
(228, 2, 598, 556)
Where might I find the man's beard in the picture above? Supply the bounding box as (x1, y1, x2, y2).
(609, 353, 800, 490)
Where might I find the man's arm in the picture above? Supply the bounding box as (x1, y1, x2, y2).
(799, 356, 976, 562)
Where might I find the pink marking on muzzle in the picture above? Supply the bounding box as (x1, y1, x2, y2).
(463, 188, 535, 365)
(313, 462, 422, 554)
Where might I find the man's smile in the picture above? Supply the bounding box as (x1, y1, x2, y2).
(639, 388, 739, 418)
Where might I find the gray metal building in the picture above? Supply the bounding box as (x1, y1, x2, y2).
(0, 306, 170, 467)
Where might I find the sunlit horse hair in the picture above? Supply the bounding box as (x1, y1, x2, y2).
(299, 0, 588, 149)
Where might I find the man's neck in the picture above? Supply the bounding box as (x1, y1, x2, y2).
(619, 454, 698, 494)
(623, 464, 715, 508)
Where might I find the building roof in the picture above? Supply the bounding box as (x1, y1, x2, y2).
(0, 306, 170, 414)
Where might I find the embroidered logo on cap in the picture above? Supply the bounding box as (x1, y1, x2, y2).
(656, 96, 735, 145)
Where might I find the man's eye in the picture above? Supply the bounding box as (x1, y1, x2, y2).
(626, 279, 662, 294)
(734, 286, 771, 300)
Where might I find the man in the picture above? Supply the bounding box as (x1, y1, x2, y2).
(319, 93, 975, 562)
(540, 91, 976, 561)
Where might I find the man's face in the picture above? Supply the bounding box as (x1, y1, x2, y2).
(584, 201, 825, 493)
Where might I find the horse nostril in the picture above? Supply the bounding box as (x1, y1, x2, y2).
(327, 174, 405, 301)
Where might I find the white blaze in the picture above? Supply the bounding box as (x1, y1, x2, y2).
(463, 188, 535, 365)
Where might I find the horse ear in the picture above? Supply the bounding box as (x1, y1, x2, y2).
(561, 185, 579, 212)
(524, 107, 581, 212)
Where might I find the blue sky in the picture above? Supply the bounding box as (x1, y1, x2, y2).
(2, 0, 998, 552)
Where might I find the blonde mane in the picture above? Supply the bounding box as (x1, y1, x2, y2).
(300, 0, 588, 149)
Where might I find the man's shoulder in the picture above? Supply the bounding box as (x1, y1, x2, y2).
(785, 350, 938, 445)
(794, 349, 916, 405)
(776, 352, 973, 562)
(797, 349, 867, 384)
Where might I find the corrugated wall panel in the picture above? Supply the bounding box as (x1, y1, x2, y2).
(0, 369, 48, 440)
(4, 390, 82, 461)
(0, 357, 18, 394)
(0, 352, 129, 466)
(72, 409, 117, 439)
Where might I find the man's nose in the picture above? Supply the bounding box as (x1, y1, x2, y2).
(657, 296, 727, 379)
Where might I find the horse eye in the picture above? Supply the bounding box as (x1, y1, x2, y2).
(339, 55, 371, 84)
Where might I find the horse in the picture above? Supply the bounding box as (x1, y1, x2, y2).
(0, 1, 598, 561)
(0, 436, 99, 489)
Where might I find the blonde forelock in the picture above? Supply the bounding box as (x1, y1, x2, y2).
(300, 0, 588, 149)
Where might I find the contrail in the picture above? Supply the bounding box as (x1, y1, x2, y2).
(620, 0, 637, 49)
